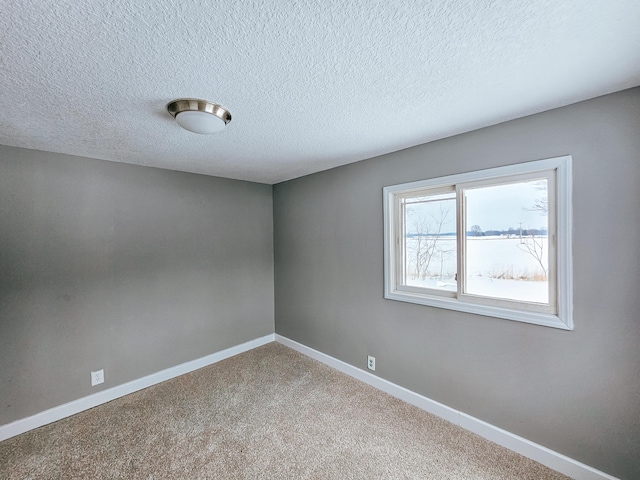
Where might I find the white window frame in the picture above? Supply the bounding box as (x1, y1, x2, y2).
(383, 156, 573, 330)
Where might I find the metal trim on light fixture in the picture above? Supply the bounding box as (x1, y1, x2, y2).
(167, 98, 232, 134)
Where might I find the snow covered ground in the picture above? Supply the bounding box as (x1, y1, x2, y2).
(405, 236, 549, 304)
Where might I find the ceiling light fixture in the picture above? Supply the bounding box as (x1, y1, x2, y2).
(167, 98, 232, 134)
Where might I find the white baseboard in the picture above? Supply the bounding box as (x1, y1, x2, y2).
(1, 332, 618, 480)
(0, 334, 275, 442)
(275, 334, 617, 480)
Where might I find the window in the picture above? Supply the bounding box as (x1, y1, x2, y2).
(383, 156, 572, 329)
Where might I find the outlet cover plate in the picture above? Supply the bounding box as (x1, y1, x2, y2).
(367, 355, 375, 371)
(91, 369, 104, 386)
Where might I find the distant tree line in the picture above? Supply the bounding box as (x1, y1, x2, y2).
(468, 225, 548, 237)
(407, 226, 548, 238)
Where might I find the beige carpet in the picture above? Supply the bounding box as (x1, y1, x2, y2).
(0, 342, 570, 479)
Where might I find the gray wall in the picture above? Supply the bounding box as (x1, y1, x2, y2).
(0, 146, 274, 425)
(274, 88, 640, 479)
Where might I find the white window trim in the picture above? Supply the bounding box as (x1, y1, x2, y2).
(383, 156, 573, 330)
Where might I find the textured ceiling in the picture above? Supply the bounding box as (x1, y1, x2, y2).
(1, 1, 639, 184)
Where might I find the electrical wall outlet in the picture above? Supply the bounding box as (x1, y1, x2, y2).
(367, 355, 375, 371)
(91, 369, 104, 386)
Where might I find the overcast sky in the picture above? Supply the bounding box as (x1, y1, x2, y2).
(466, 181, 548, 231)
(407, 180, 548, 234)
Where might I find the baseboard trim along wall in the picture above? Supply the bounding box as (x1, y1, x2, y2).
(274, 335, 618, 480)
(0, 334, 275, 442)
(1, 333, 618, 480)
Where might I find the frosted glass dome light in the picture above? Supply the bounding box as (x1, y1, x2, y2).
(167, 99, 232, 134)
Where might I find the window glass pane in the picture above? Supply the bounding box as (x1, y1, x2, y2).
(464, 179, 549, 304)
(402, 191, 457, 292)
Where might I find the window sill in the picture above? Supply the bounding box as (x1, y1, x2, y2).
(384, 288, 572, 330)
